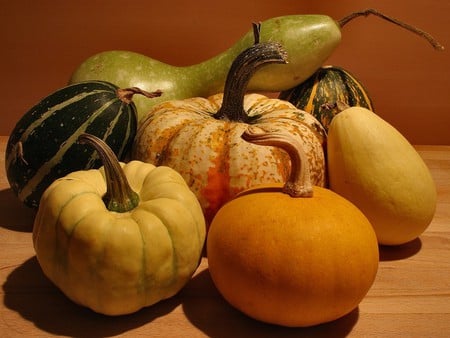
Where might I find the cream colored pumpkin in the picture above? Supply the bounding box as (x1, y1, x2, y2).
(33, 134, 206, 315)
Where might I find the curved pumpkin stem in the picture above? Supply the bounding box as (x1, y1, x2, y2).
(214, 23, 288, 122)
(241, 127, 313, 198)
(78, 133, 140, 212)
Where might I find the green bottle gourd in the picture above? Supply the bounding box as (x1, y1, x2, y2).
(69, 9, 443, 122)
(69, 15, 341, 121)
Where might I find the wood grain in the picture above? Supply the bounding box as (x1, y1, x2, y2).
(1, 136, 449, 337)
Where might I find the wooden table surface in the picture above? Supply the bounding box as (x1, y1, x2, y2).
(1, 136, 449, 337)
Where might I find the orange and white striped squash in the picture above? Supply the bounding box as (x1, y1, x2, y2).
(132, 35, 327, 225)
(132, 93, 326, 225)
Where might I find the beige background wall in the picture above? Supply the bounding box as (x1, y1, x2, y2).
(1, 0, 449, 144)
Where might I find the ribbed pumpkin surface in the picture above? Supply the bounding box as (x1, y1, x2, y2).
(132, 93, 326, 224)
(5, 81, 137, 208)
(33, 160, 206, 315)
(279, 65, 374, 130)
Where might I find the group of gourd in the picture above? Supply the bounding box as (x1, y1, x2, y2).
(5, 11, 441, 327)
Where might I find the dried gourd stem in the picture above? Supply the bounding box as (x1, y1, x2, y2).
(117, 87, 163, 104)
(214, 23, 288, 122)
(78, 133, 140, 212)
(338, 8, 444, 51)
(242, 126, 313, 198)
(253, 21, 261, 44)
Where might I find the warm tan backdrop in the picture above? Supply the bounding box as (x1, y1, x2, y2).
(1, 0, 449, 144)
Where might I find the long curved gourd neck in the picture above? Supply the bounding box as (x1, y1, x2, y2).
(181, 29, 255, 97)
(182, 14, 342, 97)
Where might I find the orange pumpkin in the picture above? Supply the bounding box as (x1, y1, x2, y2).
(132, 27, 326, 225)
(207, 126, 379, 327)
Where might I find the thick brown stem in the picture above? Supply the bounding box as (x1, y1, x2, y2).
(214, 23, 288, 122)
(241, 126, 313, 198)
(78, 133, 140, 212)
(338, 8, 444, 51)
(117, 87, 163, 104)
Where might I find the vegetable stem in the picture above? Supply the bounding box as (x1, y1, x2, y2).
(78, 133, 140, 212)
(241, 127, 313, 198)
(117, 87, 163, 104)
(338, 8, 444, 51)
(214, 23, 288, 122)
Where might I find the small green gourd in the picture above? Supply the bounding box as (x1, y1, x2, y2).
(279, 65, 374, 131)
(5, 80, 160, 208)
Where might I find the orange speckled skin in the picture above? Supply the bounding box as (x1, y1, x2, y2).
(132, 93, 326, 225)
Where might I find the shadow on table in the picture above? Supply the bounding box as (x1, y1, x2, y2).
(4, 256, 359, 338)
(3, 257, 181, 337)
(182, 268, 359, 338)
(0, 188, 35, 232)
(378, 237, 422, 261)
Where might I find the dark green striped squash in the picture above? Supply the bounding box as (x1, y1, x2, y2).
(5, 80, 160, 208)
(279, 65, 374, 131)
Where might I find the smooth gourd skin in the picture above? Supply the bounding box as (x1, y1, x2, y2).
(207, 184, 379, 327)
(33, 161, 206, 315)
(327, 107, 437, 245)
(132, 93, 326, 225)
(69, 15, 341, 121)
